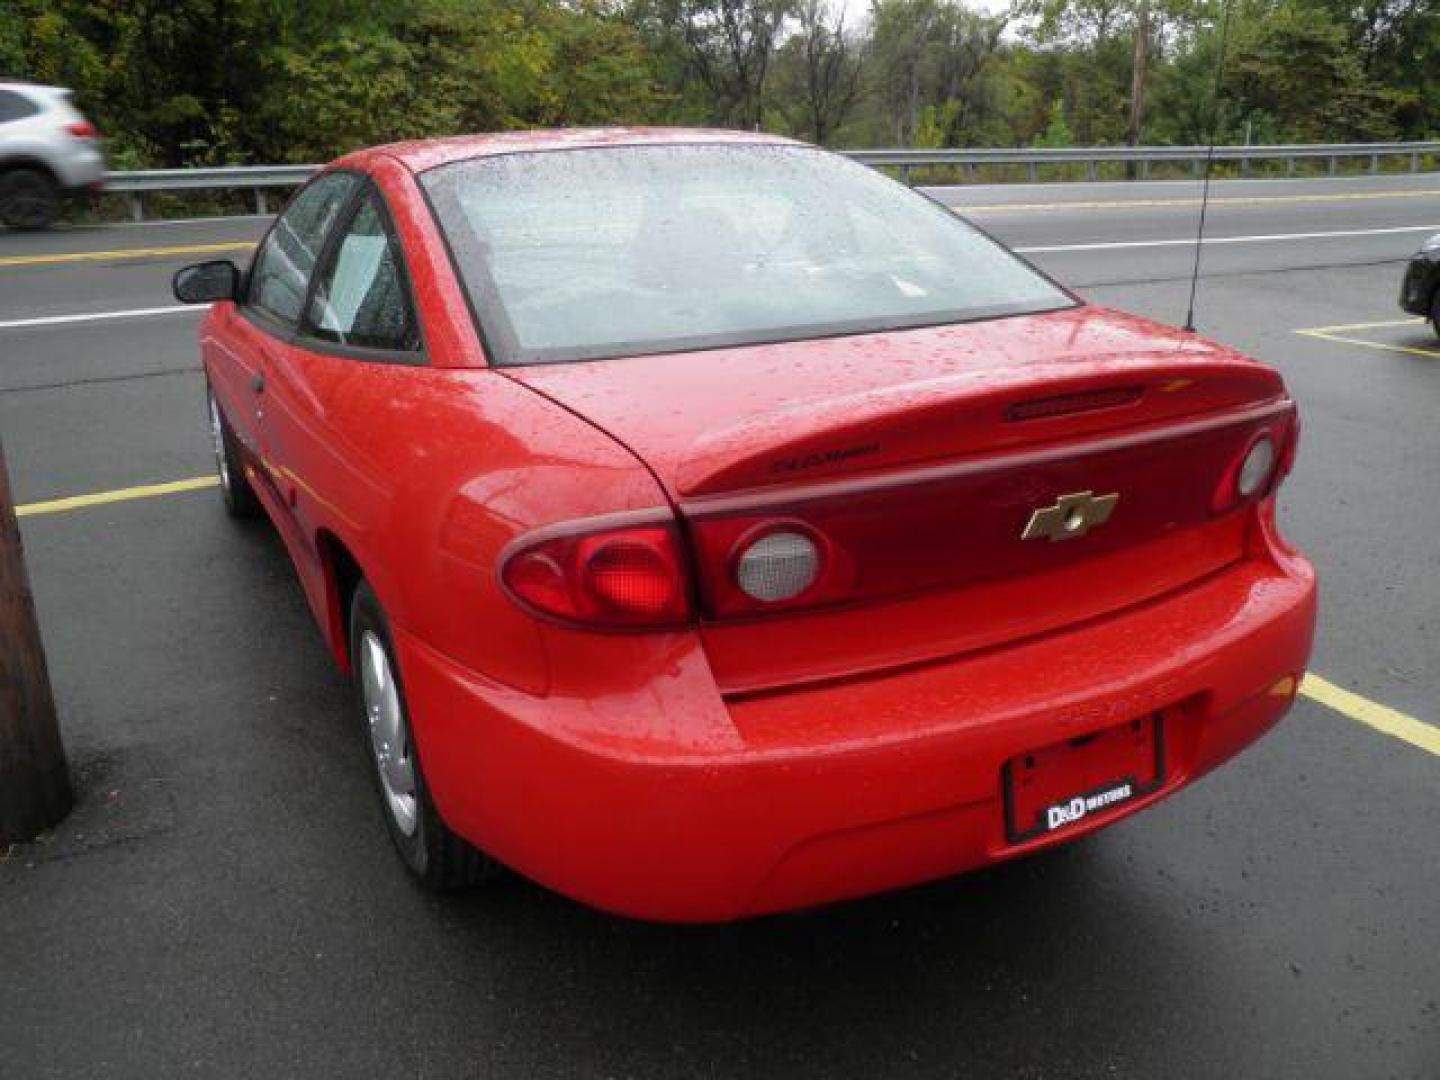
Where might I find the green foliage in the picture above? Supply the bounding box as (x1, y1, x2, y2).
(0, 0, 1433, 166)
(1034, 100, 1074, 146)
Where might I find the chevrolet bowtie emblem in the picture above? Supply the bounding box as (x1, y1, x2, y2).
(1021, 490, 1119, 542)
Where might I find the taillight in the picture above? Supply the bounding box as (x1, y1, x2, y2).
(1237, 436, 1276, 498)
(1278, 412, 1301, 478)
(500, 513, 691, 629)
(1213, 409, 1295, 511)
(688, 516, 853, 618)
(65, 120, 99, 141)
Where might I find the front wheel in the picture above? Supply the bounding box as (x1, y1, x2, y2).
(350, 582, 499, 890)
(0, 168, 61, 230)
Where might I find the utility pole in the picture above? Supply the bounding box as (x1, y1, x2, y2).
(1126, 0, 1152, 176)
(0, 430, 72, 845)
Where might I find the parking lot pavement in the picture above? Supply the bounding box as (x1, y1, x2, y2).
(1, 183, 1437, 1078)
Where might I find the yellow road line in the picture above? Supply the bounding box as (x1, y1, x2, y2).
(1295, 324, 1440, 359)
(15, 475, 217, 517)
(1301, 674, 1440, 758)
(956, 188, 1440, 214)
(0, 241, 254, 270)
(1299, 317, 1425, 333)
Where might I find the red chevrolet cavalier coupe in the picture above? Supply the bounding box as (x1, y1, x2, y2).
(174, 129, 1316, 921)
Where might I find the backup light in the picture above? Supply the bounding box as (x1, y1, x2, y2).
(1237, 436, 1276, 498)
(735, 530, 820, 603)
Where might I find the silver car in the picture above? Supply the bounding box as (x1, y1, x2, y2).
(0, 82, 106, 229)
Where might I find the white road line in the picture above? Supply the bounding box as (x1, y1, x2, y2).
(0, 304, 206, 330)
(1014, 224, 1440, 254)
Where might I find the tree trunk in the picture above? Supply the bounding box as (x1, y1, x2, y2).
(0, 432, 72, 845)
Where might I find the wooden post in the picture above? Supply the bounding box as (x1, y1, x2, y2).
(0, 433, 72, 844)
(1125, 0, 1150, 180)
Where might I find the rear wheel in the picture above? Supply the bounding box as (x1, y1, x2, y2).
(0, 168, 61, 230)
(207, 385, 262, 518)
(1430, 287, 1440, 341)
(349, 582, 499, 890)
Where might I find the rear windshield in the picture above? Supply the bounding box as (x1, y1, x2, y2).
(421, 144, 1073, 365)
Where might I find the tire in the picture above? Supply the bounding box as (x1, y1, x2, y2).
(349, 581, 499, 889)
(0, 167, 61, 230)
(1431, 287, 1440, 341)
(206, 384, 262, 519)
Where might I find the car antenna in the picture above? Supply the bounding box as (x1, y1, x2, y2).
(1183, 0, 1235, 333)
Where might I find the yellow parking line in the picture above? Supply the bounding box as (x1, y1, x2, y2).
(1295, 324, 1440, 359)
(1301, 674, 1440, 758)
(1298, 317, 1425, 334)
(0, 241, 254, 270)
(15, 475, 217, 517)
(956, 188, 1440, 214)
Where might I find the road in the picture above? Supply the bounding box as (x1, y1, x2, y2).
(1, 172, 1437, 1078)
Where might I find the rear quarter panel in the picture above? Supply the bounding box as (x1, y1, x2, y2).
(248, 158, 687, 702)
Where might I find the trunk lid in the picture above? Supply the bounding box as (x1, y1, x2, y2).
(507, 306, 1293, 694)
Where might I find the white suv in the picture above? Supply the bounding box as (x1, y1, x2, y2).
(0, 82, 106, 229)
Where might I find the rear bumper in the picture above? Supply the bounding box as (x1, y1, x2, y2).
(398, 532, 1316, 923)
(52, 145, 106, 192)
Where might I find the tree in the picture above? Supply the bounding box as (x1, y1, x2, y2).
(660, 0, 794, 128)
(778, 0, 865, 143)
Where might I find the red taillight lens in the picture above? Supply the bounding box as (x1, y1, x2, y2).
(585, 539, 679, 617)
(1278, 412, 1301, 478)
(66, 120, 99, 141)
(501, 516, 691, 629)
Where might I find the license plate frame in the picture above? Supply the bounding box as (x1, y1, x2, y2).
(1003, 714, 1166, 845)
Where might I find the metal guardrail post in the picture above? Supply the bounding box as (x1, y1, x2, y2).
(1370, 152, 1380, 175)
(255, 190, 268, 215)
(128, 193, 144, 222)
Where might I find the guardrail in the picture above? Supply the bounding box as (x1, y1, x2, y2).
(103, 141, 1440, 220)
(847, 141, 1440, 183)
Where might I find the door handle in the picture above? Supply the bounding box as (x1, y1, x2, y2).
(251, 372, 265, 394)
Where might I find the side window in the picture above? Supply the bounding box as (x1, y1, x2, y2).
(248, 172, 358, 329)
(0, 89, 40, 124)
(304, 192, 421, 353)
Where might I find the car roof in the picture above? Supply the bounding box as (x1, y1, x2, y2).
(333, 127, 803, 175)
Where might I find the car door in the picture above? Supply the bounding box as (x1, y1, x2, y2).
(216, 171, 360, 495)
(258, 181, 426, 586)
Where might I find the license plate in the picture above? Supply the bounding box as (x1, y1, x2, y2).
(1003, 714, 1165, 844)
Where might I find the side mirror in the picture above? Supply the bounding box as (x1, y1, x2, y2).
(173, 260, 240, 304)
